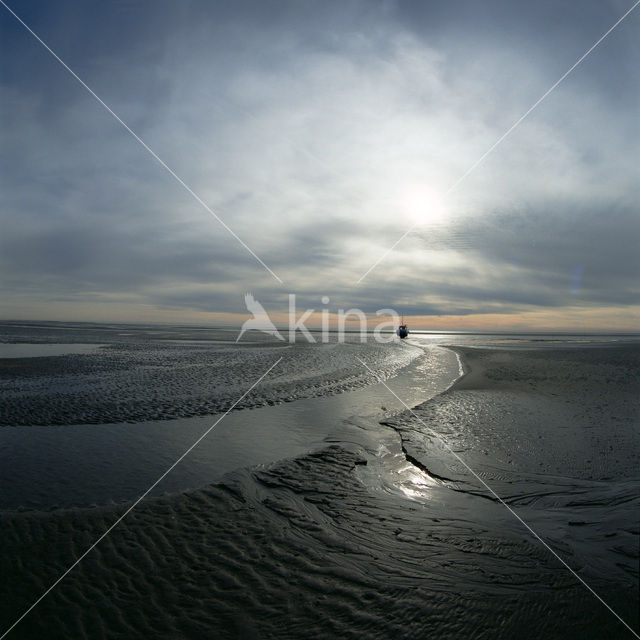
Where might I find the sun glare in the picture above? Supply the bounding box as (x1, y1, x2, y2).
(401, 184, 447, 226)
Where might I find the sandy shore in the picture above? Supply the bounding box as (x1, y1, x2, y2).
(3, 449, 634, 640)
(1, 344, 638, 638)
(390, 345, 640, 482)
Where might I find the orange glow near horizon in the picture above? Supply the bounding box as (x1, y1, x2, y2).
(4, 301, 638, 333)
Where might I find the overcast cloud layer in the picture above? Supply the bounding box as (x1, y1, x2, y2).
(1, 0, 638, 328)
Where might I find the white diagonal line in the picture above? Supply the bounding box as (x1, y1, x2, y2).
(0, 357, 283, 640)
(0, 0, 283, 285)
(355, 0, 640, 284)
(356, 356, 639, 639)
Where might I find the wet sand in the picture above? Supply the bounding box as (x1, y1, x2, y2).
(390, 345, 640, 482)
(1, 339, 639, 638)
(0, 339, 419, 426)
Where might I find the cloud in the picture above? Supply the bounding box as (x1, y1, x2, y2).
(1, 0, 638, 328)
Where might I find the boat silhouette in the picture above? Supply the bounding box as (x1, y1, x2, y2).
(397, 316, 409, 339)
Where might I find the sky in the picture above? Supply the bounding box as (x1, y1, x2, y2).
(1, 0, 639, 331)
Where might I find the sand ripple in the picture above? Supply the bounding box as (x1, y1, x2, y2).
(0, 341, 418, 426)
(2, 443, 637, 639)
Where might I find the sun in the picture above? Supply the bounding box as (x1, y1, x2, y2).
(400, 184, 447, 226)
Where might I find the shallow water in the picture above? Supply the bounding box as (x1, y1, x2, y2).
(0, 343, 106, 358)
(0, 345, 459, 510)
